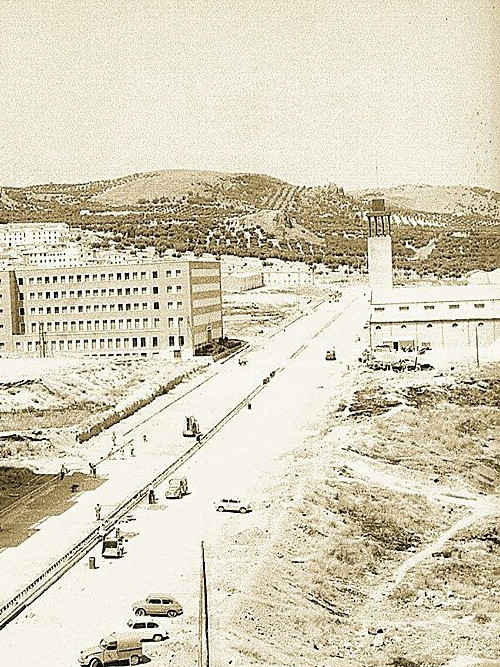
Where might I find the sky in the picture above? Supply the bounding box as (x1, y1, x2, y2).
(0, 0, 498, 191)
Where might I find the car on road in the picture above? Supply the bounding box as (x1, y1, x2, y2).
(132, 594, 183, 618)
(101, 537, 125, 558)
(215, 498, 252, 514)
(79, 632, 143, 667)
(126, 618, 169, 642)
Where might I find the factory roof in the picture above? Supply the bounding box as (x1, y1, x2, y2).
(371, 284, 500, 305)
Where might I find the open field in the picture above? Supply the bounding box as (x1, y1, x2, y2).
(205, 362, 500, 666)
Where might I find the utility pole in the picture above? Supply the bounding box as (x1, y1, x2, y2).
(38, 323, 47, 358)
(296, 268, 301, 312)
(198, 541, 209, 667)
(475, 325, 480, 367)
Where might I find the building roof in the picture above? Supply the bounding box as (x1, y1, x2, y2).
(371, 285, 500, 305)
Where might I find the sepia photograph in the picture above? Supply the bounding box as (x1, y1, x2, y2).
(0, 1, 498, 666)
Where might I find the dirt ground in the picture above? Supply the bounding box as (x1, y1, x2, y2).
(0, 471, 102, 548)
(203, 362, 500, 666)
(222, 285, 329, 346)
(0, 356, 208, 469)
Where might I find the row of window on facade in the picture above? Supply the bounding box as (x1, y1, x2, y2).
(19, 301, 184, 316)
(16, 316, 186, 334)
(20, 285, 183, 300)
(374, 303, 486, 312)
(0, 336, 184, 353)
(11, 335, 184, 352)
(13, 268, 181, 286)
(374, 322, 485, 330)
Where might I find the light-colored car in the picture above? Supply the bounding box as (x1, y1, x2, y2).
(101, 537, 125, 558)
(215, 498, 252, 514)
(79, 632, 142, 667)
(132, 594, 183, 618)
(126, 618, 169, 642)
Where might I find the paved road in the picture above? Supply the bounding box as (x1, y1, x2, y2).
(0, 288, 368, 665)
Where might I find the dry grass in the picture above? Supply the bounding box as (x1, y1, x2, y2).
(217, 364, 500, 666)
(404, 517, 500, 609)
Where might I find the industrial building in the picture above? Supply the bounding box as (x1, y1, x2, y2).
(367, 200, 500, 359)
(221, 272, 263, 293)
(370, 285, 500, 355)
(0, 259, 222, 360)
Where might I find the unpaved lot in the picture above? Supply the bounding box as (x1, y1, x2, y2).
(222, 285, 330, 345)
(202, 363, 500, 666)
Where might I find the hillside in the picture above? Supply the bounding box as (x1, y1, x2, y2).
(354, 184, 500, 220)
(1, 170, 499, 278)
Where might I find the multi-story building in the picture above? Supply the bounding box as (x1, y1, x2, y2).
(14, 243, 96, 268)
(0, 223, 69, 248)
(263, 261, 314, 288)
(0, 259, 222, 360)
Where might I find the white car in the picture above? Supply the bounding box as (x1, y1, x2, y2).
(126, 618, 169, 642)
(215, 498, 252, 514)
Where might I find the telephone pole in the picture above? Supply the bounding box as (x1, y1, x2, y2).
(198, 541, 210, 667)
(38, 323, 47, 358)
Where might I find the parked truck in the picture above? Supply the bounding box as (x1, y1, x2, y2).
(79, 632, 142, 667)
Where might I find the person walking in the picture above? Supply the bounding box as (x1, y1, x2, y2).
(60, 464, 66, 481)
(130, 444, 135, 457)
(95, 503, 101, 521)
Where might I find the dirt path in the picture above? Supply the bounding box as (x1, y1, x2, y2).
(336, 437, 500, 604)
(370, 496, 500, 604)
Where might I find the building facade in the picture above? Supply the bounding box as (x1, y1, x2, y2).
(263, 265, 314, 288)
(221, 272, 263, 293)
(370, 286, 500, 356)
(365, 198, 500, 359)
(0, 259, 222, 360)
(0, 223, 69, 248)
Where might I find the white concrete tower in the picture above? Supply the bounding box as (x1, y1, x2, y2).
(366, 198, 393, 289)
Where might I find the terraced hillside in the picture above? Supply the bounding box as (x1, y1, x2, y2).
(1, 171, 498, 277)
